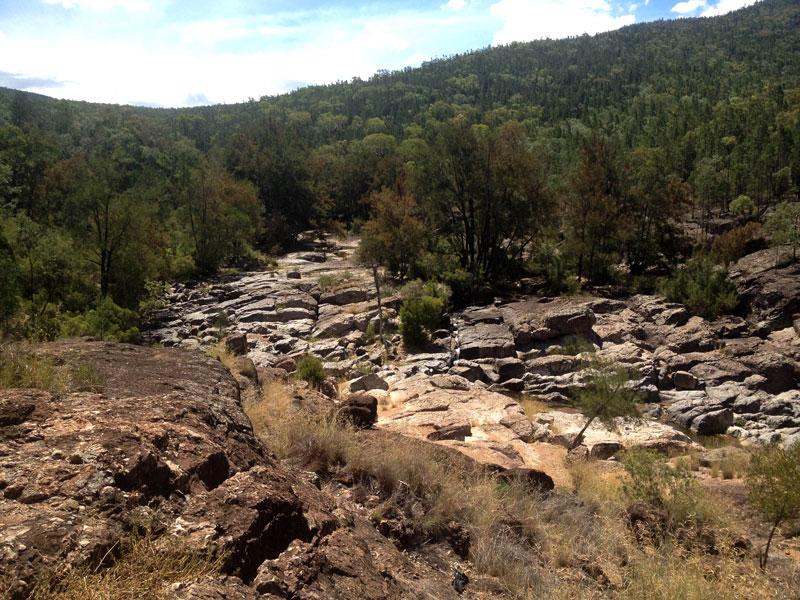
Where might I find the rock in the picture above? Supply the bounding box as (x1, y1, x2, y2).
(223, 333, 248, 356)
(319, 287, 372, 306)
(286, 271, 301, 279)
(315, 312, 357, 338)
(496, 357, 525, 382)
(672, 370, 699, 390)
(457, 323, 516, 360)
(427, 423, 472, 441)
(169, 576, 259, 600)
(535, 411, 696, 454)
(348, 373, 389, 393)
(0, 342, 266, 598)
(452, 569, 469, 594)
(499, 298, 597, 348)
(379, 374, 537, 469)
(495, 467, 555, 492)
(337, 393, 378, 428)
(730, 247, 800, 332)
(691, 408, 734, 435)
(589, 441, 624, 460)
(319, 378, 339, 399)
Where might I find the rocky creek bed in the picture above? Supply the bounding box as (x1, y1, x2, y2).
(144, 235, 800, 472)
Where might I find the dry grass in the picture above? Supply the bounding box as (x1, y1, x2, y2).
(241, 372, 799, 599)
(29, 534, 221, 600)
(0, 343, 104, 393)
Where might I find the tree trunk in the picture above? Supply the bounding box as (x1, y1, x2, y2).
(761, 511, 783, 569)
(371, 264, 385, 346)
(569, 415, 596, 450)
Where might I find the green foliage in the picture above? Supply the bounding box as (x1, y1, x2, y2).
(729, 194, 756, 217)
(746, 441, 800, 567)
(398, 280, 450, 348)
(571, 357, 641, 441)
(138, 280, 170, 321)
(765, 201, 800, 261)
(0, 0, 799, 334)
(660, 254, 739, 318)
(621, 448, 705, 525)
(294, 354, 326, 388)
(0, 234, 20, 335)
(548, 335, 595, 356)
(358, 187, 426, 279)
(60, 297, 140, 343)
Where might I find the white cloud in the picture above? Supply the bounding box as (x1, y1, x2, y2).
(700, 0, 756, 17)
(0, 10, 473, 107)
(671, 0, 706, 14)
(43, 0, 151, 11)
(490, 0, 635, 44)
(444, 0, 466, 9)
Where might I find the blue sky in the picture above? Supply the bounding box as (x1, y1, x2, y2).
(0, 0, 757, 107)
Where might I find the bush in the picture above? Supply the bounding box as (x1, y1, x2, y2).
(765, 200, 800, 262)
(660, 254, 739, 318)
(398, 280, 450, 348)
(729, 194, 756, 218)
(711, 222, 763, 266)
(60, 297, 140, 343)
(621, 448, 717, 526)
(746, 441, 800, 568)
(294, 354, 326, 388)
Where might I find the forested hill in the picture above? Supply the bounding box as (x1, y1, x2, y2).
(1, 0, 799, 341)
(269, 0, 800, 123)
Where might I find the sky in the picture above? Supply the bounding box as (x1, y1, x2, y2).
(0, 0, 758, 107)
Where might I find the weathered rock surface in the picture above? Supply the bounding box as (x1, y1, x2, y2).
(0, 342, 501, 599)
(146, 235, 800, 451)
(730, 247, 800, 333)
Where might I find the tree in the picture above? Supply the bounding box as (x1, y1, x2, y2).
(417, 118, 551, 284)
(184, 160, 261, 273)
(564, 135, 626, 283)
(569, 356, 642, 449)
(359, 185, 426, 279)
(746, 441, 800, 569)
(660, 254, 739, 318)
(0, 233, 20, 335)
(764, 201, 800, 261)
(398, 280, 450, 349)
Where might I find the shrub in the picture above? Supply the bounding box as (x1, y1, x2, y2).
(660, 254, 739, 318)
(398, 280, 450, 348)
(60, 297, 140, 343)
(294, 354, 326, 388)
(729, 194, 756, 218)
(746, 441, 800, 568)
(765, 200, 800, 262)
(711, 222, 763, 266)
(621, 448, 719, 527)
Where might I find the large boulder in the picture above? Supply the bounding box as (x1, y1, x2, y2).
(730, 247, 800, 333)
(457, 323, 516, 360)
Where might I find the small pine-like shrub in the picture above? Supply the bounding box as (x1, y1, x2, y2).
(660, 254, 739, 318)
(294, 354, 326, 388)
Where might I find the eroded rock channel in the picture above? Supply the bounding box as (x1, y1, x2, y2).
(147, 235, 800, 467)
